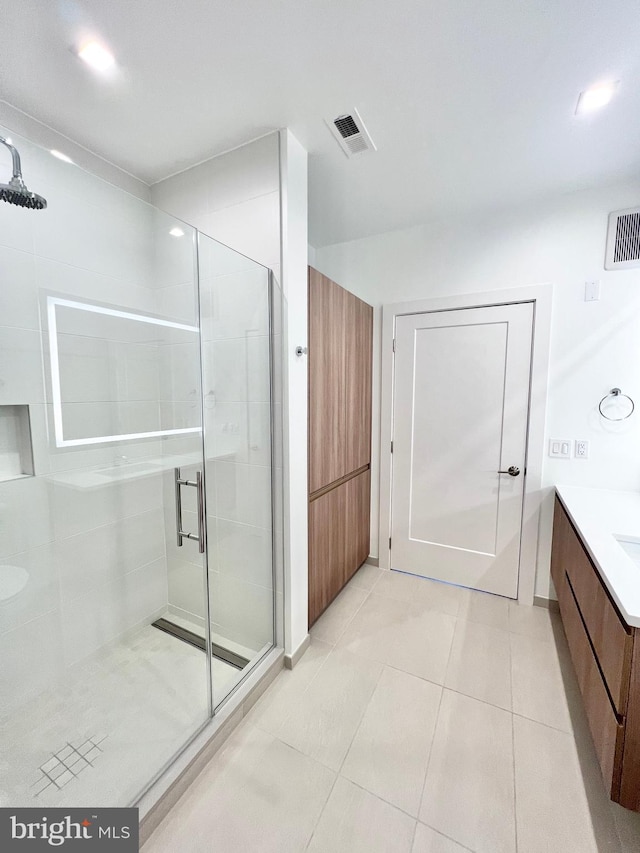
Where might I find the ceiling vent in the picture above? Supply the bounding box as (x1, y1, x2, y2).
(326, 109, 376, 158)
(605, 207, 640, 270)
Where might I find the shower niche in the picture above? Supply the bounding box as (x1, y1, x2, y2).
(0, 405, 34, 482)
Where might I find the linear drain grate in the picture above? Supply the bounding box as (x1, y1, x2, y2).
(152, 618, 249, 670)
(33, 735, 107, 796)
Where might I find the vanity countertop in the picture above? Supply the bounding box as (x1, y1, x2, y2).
(555, 484, 640, 628)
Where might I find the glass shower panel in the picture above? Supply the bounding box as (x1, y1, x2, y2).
(197, 233, 275, 706)
(0, 125, 212, 810)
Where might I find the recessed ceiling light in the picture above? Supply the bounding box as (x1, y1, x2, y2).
(169, 227, 185, 238)
(576, 82, 619, 115)
(50, 150, 73, 164)
(78, 42, 115, 72)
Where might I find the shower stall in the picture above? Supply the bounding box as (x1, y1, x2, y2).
(0, 126, 282, 807)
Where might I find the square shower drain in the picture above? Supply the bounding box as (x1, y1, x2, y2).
(33, 735, 107, 796)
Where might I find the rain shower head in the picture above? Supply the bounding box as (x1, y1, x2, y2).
(0, 136, 47, 210)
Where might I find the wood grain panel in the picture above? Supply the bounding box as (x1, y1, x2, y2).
(345, 292, 373, 474)
(556, 498, 633, 715)
(308, 482, 347, 625)
(308, 268, 373, 627)
(344, 469, 371, 585)
(550, 496, 570, 595)
(308, 267, 347, 493)
(558, 573, 625, 797)
(619, 628, 640, 810)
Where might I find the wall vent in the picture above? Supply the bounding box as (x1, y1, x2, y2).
(326, 109, 376, 158)
(605, 207, 640, 270)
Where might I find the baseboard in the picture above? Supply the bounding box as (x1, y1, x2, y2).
(534, 595, 560, 613)
(284, 633, 311, 670)
(365, 556, 379, 568)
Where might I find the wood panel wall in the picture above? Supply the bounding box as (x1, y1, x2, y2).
(308, 271, 346, 494)
(308, 267, 373, 626)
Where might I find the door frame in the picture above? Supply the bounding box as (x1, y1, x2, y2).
(378, 284, 552, 605)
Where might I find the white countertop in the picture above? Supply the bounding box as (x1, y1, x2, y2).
(555, 485, 640, 628)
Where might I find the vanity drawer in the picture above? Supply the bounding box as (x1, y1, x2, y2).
(558, 572, 625, 796)
(550, 498, 570, 594)
(561, 503, 633, 715)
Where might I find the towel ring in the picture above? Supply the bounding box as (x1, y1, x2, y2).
(598, 388, 635, 421)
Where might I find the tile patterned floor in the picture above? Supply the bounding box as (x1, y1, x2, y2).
(144, 566, 640, 853)
(1, 625, 238, 808)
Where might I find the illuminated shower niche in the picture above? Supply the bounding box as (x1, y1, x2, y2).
(47, 296, 201, 447)
(0, 405, 34, 481)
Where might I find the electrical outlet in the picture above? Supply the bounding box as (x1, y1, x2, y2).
(575, 440, 590, 459)
(549, 439, 571, 458)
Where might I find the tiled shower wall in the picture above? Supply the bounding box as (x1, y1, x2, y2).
(0, 126, 199, 714)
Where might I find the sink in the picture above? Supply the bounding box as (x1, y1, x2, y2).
(614, 535, 640, 566)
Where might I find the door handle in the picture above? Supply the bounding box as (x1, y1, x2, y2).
(498, 466, 520, 477)
(174, 467, 206, 553)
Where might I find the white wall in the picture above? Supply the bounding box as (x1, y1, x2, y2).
(314, 179, 640, 599)
(280, 131, 309, 658)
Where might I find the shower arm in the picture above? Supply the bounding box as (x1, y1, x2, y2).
(0, 136, 25, 186)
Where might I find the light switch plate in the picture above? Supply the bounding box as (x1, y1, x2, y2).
(549, 438, 571, 458)
(585, 280, 600, 301)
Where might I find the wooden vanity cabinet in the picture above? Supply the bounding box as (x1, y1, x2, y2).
(552, 495, 640, 810)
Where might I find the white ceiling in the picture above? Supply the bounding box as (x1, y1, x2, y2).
(1, 0, 639, 248)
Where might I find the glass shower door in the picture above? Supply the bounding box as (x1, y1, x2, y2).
(197, 233, 275, 707)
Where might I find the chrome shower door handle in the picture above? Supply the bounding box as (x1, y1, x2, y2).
(175, 467, 206, 552)
(174, 467, 184, 547)
(196, 470, 205, 554)
(497, 466, 520, 477)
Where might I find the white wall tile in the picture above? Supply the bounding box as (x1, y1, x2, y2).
(159, 400, 201, 432)
(0, 476, 53, 557)
(214, 462, 272, 529)
(0, 191, 35, 253)
(216, 517, 273, 589)
(0, 610, 64, 714)
(0, 247, 39, 330)
(202, 191, 280, 270)
(201, 267, 270, 341)
(56, 333, 112, 402)
(206, 133, 280, 213)
(56, 508, 165, 604)
(150, 220, 197, 291)
(167, 556, 207, 620)
(159, 341, 201, 403)
(49, 473, 163, 540)
(33, 185, 151, 285)
(34, 258, 158, 316)
(209, 572, 273, 651)
(157, 283, 199, 325)
(0, 542, 57, 635)
(61, 557, 168, 666)
(0, 327, 45, 405)
(60, 401, 162, 441)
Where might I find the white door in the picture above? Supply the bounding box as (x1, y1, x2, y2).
(390, 302, 533, 598)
